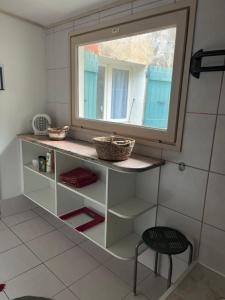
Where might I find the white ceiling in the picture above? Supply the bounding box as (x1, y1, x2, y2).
(0, 0, 118, 26)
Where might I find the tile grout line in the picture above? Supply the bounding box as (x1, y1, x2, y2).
(1, 211, 39, 228)
(4, 228, 68, 298)
(0, 217, 71, 298)
(1, 209, 164, 300)
(198, 69, 225, 259)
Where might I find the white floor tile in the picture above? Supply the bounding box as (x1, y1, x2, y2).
(0, 229, 21, 253)
(0, 293, 9, 300)
(70, 266, 130, 300)
(54, 289, 79, 300)
(11, 217, 54, 242)
(104, 256, 152, 286)
(59, 225, 87, 244)
(138, 275, 167, 300)
(41, 213, 65, 229)
(32, 207, 48, 216)
(79, 240, 112, 263)
(2, 210, 38, 227)
(0, 244, 40, 281)
(5, 264, 65, 299)
(0, 221, 8, 232)
(27, 230, 75, 261)
(1, 195, 37, 218)
(124, 292, 149, 300)
(46, 246, 99, 286)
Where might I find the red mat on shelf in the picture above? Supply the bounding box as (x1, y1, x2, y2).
(59, 167, 98, 188)
(60, 207, 105, 232)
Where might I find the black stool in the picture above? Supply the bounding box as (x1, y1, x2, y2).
(133, 226, 193, 295)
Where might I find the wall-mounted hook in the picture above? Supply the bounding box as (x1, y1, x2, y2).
(0, 65, 5, 90)
(178, 162, 186, 171)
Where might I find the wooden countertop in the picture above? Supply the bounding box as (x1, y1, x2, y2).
(18, 134, 165, 173)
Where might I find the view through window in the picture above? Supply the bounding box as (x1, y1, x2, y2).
(78, 27, 176, 130)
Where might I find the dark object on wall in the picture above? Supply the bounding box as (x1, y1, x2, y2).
(0, 66, 4, 90)
(190, 49, 225, 78)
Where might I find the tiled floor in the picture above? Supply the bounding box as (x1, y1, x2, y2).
(0, 198, 167, 300)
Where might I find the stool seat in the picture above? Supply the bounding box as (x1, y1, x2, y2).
(142, 226, 189, 255)
(133, 226, 193, 295)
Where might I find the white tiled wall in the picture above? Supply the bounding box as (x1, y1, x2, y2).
(46, 0, 225, 280)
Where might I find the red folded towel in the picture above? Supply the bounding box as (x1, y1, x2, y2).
(59, 167, 98, 188)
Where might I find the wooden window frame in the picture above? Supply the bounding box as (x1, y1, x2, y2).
(70, 0, 197, 151)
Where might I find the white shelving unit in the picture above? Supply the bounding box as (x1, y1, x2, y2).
(24, 163, 55, 181)
(20, 137, 163, 260)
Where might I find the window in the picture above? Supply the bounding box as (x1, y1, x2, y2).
(71, 2, 195, 149)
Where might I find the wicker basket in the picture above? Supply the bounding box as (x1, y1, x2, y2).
(93, 136, 135, 161)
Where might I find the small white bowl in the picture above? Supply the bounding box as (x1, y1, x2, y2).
(48, 126, 69, 141)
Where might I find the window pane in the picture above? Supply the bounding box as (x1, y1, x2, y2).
(78, 27, 176, 130)
(111, 69, 129, 119)
(96, 66, 105, 120)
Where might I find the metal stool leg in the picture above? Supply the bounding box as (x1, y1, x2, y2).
(133, 240, 144, 296)
(154, 252, 159, 276)
(167, 255, 173, 289)
(188, 242, 193, 265)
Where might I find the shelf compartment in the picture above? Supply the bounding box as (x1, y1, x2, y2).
(108, 198, 155, 219)
(60, 207, 105, 232)
(57, 181, 106, 207)
(56, 151, 107, 206)
(57, 184, 106, 247)
(24, 163, 55, 181)
(25, 186, 56, 214)
(107, 233, 147, 260)
(106, 210, 156, 259)
(62, 217, 105, 247)
(23, 167, 56, 214)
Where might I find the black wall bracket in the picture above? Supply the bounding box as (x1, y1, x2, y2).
(190, 49, 225, 79)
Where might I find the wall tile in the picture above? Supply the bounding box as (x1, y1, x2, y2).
(163, 114, 216, 170)
(74, 13, 99, 29)
(54, 22, 73, 33)
(46, 33, 55, 70)
(211, 116, 225, 174)
(139, 246, 187, 282)
(204, 172, 225, 231)
(200, 224, 225, 275)
(100, 10, 131, 23)
(157, 206, 202, 262)
(186, 72, 222, 114)
(54, 68, 70, 103)
(218, 74, 225, 114)
(193, 0, 225, 51)
(159, 162, 207, 220)
(47, 102, 57, 126)
(100, 3, 131, 17)
(47, 70, 56, 102)
(54, 28, 72, 69)
(132, 0, 174, 13)
(55, 103, 70, 127)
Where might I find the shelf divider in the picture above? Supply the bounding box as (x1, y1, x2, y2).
(57, 181, 106, 208)
(24, 163, 55, 182)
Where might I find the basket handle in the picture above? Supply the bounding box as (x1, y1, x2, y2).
(112, 140, 132, 147)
